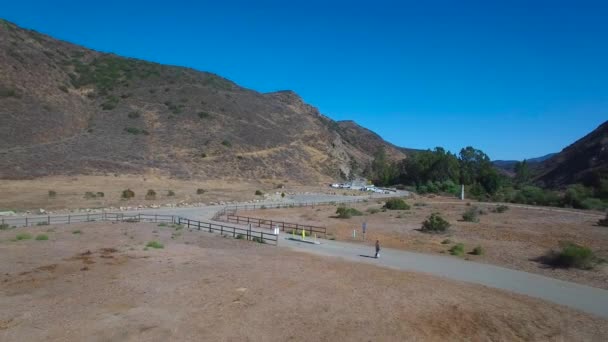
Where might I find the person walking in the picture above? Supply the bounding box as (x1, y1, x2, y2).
(375, 240, 381, 259)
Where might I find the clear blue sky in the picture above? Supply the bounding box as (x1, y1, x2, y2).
(3, 0, 607, 160)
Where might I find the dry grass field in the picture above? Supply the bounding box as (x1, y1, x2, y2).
(0, 175, 330, 211)
(246, 196, 608, 289)
(1, 222, 607, 341)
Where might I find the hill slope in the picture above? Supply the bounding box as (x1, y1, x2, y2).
(0, 19, 406, 182)
(535, 121, 608, 188)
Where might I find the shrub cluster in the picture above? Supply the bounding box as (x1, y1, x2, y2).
(121, 189, 135, 199)
(145, 189, 157, 200)
(48, 190, 57, 198)
(421, 213, 450, 233)
(598, 212, 608, 227)
(542, 242, 600, 270)
(449, 243, 465, 256)
(124, 127, 149, 135)
(255, 190, 263, 196)
(493, 205, 509, 213)
(336, 207, 363, 219)
(462, 207, 481, 222)
(383, 198, 410, 210)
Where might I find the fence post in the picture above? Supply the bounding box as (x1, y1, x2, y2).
(25, 217, 28, 227)
(48, 215, 50, 225)
(198, 221, 201, 230)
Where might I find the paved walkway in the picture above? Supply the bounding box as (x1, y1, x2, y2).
(277, 236, 608, 319)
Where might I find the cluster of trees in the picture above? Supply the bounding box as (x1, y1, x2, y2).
(361, 146, 607, 210)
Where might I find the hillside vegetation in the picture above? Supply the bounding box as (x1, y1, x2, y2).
(0, 19, 405, 182)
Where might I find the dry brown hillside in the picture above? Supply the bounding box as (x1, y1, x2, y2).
(0, 19, 406, 182)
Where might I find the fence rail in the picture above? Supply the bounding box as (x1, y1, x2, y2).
(178, 217, 278, 245)
(224, 214, 326, 238)
(0, 213, 277, 246)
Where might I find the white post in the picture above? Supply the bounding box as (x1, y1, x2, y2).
(461, 184, 465, 200)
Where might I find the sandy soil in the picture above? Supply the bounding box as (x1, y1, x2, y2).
(245, 197, 608, 289)
(0, 175, 343, 211)
(1, 222, 607, 341)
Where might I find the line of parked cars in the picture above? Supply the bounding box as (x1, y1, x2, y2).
(329, 183, 395, 194)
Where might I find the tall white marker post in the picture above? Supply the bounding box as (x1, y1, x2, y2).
(461, 184, 465, 200)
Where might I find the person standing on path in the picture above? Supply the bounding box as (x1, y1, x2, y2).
(375, 240, 381, 259)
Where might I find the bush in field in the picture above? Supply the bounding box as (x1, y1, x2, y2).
(35, 234, 49, 241)
(196, 188, 205, 195)
(48, 190, 57, 198)
(145, 189, 156, 200)
(462, 207, 481, 222)
(96, 192, 104, 198)
(146, 241, 164, 249)
(0, 224, 9, 230)
(383, 198, 410, 210)
(121, 189, 135, 199)
(472, 245, 484, 255)
(449, 243, 465, 256)
(421, 213, 450, 233)
(167, 190, 175, 196)
(336, 207, 363, 219)
(367, 208, 381, 214)
(84, 191, 97, 199)
(493, 205, 509, 213)
(16, 233, 32, 240)
(255, 190, 263, 196)
(542, 242, 599, 270)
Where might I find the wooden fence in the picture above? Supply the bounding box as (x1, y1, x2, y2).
(0, 213, 278, 246)
(224, 214, 326, 238)
(178, 217, 278, 245)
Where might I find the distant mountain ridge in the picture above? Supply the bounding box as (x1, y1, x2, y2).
(493, 153, 557, 173)
(535, 121, 608, 188)
(0, 19, 408, 182)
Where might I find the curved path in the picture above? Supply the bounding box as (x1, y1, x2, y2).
(279, 236, 608, 319)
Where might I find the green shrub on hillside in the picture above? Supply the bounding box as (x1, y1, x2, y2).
(462, 207, 481, 222)
(145, 189, 156, 200)
(449, 243, 465, 256)
(255, 190, 263, 196)
(121, 189, 135, 199)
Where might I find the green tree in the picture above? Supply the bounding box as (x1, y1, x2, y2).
(514, 160, 531, 186)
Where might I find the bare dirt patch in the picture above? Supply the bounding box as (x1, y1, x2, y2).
(0, 221, 606, 341)
(248, 197, 608, 289)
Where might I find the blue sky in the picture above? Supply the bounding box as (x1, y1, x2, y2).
(2, 0, 607, 160)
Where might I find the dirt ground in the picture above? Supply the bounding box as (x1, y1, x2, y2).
(245, 197, 608, 289)
(1, 222, 607, 341)
(0, 175, 342, 211)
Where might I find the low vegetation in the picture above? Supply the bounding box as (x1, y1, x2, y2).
(336, 207, 363, 219)
(145, 189, 156, 200)
(221, 140, 232, 147)
(146, 241, 164, 249)
(383, 198, 410, 210)
(472, 245, 484, 255)
(367, 208, 381, 214)
(167, 190, 175, 196)
(35, 234, 49, 241)
(255, 190, 263, 196)
(493, 205, 510, 213)
(462, 206, 481, 222)
(72, 230, 81, 234)
(449, 243, 465, 256)
(541, 242, 601, 270)
(121, 189, 135, 199)
(0, 224, 9, 230)
(16, 233, 32, 240)
(197, 188, 206, 195)
(124, 127, 149, 135)
(128, 111, 141, 119)
(48, 190, 57, 198)
(421, 213, 450, 233)
(198, 111, 210, 119)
